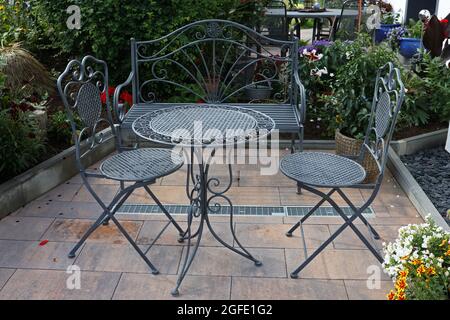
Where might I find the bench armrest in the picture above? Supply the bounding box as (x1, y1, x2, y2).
(293, 69, 306, 125)
(113, 71, 134, 124)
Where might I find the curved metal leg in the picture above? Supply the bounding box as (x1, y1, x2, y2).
(204, 207, 261, 265)
(171, 197, 205, 296)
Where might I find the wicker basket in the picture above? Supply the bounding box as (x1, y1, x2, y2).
(335, 130, 379, 184)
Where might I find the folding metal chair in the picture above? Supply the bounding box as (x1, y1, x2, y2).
(57, 56, 185, 274)
(280, 63, 405, 278)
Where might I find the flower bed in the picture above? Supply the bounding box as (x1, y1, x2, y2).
(383, 216, 450, 300)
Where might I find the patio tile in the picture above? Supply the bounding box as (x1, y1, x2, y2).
(225, 187, 281, 206)
(279, 187, 365, 206)
(330, 224, 401, 250)
(72, 184, 119, 203)
(285, 248, 389, 280)
(344, 280, 393, 300)
(0, 240, 76, 270)
(137, 220, 233, 247)
(184, 247, 287, 278)
(361, 189, 413, 208)
(0, 269, 15, 291)
(75, 243, 182, 274)
(230, 277, 347, 300)
(16, 201, 102, 220)
(127, 186, 190, 204)
(0, 269, 120, 300)
(0, 217, 54, 241)
(234, 223, 331, 249)
(113, 274, 230, 300)
(42, 219, 143, 244)
(37, 182, 82, 202)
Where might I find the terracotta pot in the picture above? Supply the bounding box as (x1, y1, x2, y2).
(335, 130, 379, 183)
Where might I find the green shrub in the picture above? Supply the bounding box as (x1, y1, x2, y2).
(47, 110, 77, 147)
(0, 109, 45, 181)
(26, 0, 268, 83)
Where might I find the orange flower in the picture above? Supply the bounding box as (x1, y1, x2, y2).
(439, 239, 447, 247)
(387, 290, 395, 300)
(398, 270, 408, 277)
(444, 249, 450, 256)
(395, 278, 407, 290)
(427, 267, 436, 276)
(410, 259, 422, 266)
(397, 292, 406, 300)
(416, 264, 426, 276)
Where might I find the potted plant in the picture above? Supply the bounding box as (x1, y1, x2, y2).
(399, 20, 423, 59)
(375, 1, 402, 43)
(383, 216, 450, 300)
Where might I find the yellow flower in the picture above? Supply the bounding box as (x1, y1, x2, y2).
(398, 270, 408, 277)
(439, 239, 447, 247)
(416, 264, 426, 277)
(427, 267, 436, 276)
(410, 259, 422, 266)
(0, 5, 4, 11)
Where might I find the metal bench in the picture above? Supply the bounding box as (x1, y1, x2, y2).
(114, 19, 306, 150)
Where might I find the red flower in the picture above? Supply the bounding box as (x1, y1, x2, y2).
(100, 86, 116, 104)
(119, 91, 133, 106)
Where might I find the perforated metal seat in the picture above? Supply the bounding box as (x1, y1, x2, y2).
(280, 152, 366, 188)
(100, 148, 183, 182)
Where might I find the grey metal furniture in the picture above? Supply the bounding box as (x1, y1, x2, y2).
(260, 1, 289, 43)
(133, 104, 275, 296)
(330, 0, 369, 41)
(57, 56, 185, 274)
(114, 19, 305, 153)
(280, 63, 405, 278)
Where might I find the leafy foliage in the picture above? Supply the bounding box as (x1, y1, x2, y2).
(26, 0, 269, 83)
(0, 109, 45, 181)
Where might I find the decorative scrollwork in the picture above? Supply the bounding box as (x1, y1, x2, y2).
(133, 19, 295, 104)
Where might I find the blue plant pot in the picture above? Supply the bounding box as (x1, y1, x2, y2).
(399, 38, 422, 58)
(375, 24, 402, 43)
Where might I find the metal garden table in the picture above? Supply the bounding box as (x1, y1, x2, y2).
(132, 104, 275, 296)
(265, 8, 359, 39)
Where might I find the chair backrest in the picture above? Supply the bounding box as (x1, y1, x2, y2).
(358, 62, 405, 187)
(57, 56, 118, 171)
(332, 0, 368, 41)
(260, 1, 289, 42)
(130, 19, 298, 105)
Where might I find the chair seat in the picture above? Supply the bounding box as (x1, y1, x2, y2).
(100, 148, 184, 182)
(280, 152, 366, 188)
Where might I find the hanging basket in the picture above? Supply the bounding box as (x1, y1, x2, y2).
(335, 130, 379, 184)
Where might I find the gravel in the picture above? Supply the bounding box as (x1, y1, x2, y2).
(401, 146, 450, 219)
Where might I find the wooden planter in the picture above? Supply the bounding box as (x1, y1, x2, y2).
(335, 130, 379, 183)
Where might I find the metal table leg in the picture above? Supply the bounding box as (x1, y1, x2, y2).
(171, 147, 261, 296)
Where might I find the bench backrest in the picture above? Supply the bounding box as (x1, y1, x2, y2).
(130, 19, 298, 105)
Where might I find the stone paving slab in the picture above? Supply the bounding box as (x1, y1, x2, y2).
(113, 274, 231, 300)
(75, 243, 182, 275)
(0, 240, 77, 270)
(0, 269, 120, 300)
(0, 217, 54, 241)
(230, 277, 348, 300)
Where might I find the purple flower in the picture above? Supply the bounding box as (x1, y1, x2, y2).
(312, 40, 333, 47)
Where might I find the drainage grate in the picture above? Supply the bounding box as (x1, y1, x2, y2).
(117, 204, 374, 217)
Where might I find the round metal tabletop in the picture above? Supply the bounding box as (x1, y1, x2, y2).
(132, 104, 275, 147)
